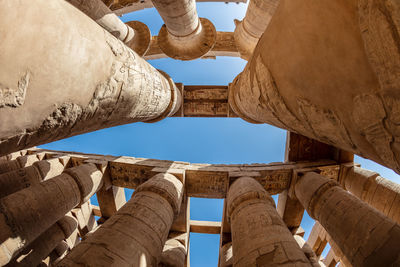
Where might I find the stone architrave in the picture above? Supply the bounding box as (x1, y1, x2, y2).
(229, 0, 400, 175)
(57, 173, 183, 266)
(0, 0, 181, 156)
(295, 172, 400, 266)
(227, 177, 311, 267)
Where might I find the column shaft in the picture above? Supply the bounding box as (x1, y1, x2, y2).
(6, 215, 78, 267)
(0, 0, 181, 156)
(234, 0, 279, 59)
(0, 157, 68, 199)
(295, 172, 400, 266)
(0, 163, 103, 265)
(227, 177, 311, 267)
(66, 0, 151, 56)
(159, 238, 186, 267)
(58, 173, 183, 266)
(229, 0, 400, 174)
(341, 165, 400, 224)
(153, 0, 216, 60)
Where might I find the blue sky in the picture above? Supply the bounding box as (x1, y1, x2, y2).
(40, 2, 400, 266)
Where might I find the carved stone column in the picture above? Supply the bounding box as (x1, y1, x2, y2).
(0, 163, 103, 265)
(153, 0, 216, 60)
(234, 0, 279, 60)
(0, 0, 181, 156)
(0, 153, 44, 175)
(219, 242, 233, 267)
(293, 235, 320, 267)
(229, 0, 400, 174)
(340, 165, 400, 224)
(7, 215, 78, 267)
(159, 238, 186, 267)
(0, 156, 69, 198)
(66, 0, 151, 56)
(295, 172, 400, 266)
(227, 177, 311, 267)
(58, 173, 184, 266)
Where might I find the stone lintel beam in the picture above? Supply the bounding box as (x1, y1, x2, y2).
(66, 0, 151, 56)
(339, 165, 400, 225)
(108, 0, 247, 15)
(0, 0, 181, 157)
(144, 32, 239, 60)
(190, 220, 221, 234)
(230, 0, 400, 174)
(152, 0, 217, 60)
(26, 148, 341, 199)
(171, 85, 238, 118)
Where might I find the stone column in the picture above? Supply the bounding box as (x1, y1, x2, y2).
(295, 172, 400, 266)
(0, 163, 103, 265)
(66, 0, 151, 56)
(234, 0, 279, 60)
(0, 156, 69, 198)
(49, 241, 70, 265)
(293, 235, 320, 267)
(159, 238, 186, 267)
(58, 173, 184, 266)
(0, 153, 44, 175)
(340, 165, 400, 225)
(227, 177, 311, 267)
(0, 0, 181, 156)
(229, 0, 400, 174)
(153, 0, 216, 60)
(7, 215, 78, 267)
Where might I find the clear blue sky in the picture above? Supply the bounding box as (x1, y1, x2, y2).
(40, 2, 400, 266)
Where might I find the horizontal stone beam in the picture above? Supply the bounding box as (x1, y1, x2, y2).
(108, 0, 247, 15)
(91, 205, 102, 217)
(190, 220, 221, 234)
(28, 148, 340, 199)
(172, 85, 238, 118)
(144, 32, 239, 60)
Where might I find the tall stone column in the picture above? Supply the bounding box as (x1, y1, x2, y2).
(0, 163, 103, 265)
(0, 0, 181, 156)
(234, 0, 279, 60)
(340, 165, 400, 224)
(6, 215, 78, 267)
(229, 0, 400, 174)
(227, 177, 311, 267)
(153, 0, 216, 60)
(295, 172, 400, 267)
(159, 238, 187, 267)
(58, 173, 184, 266)
(0, 156, 69, 198)
(0, 153, 44, 175)
(293, 235, 320, 267)
(66, 0, 151, 56)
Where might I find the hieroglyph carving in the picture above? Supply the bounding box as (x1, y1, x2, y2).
(0, 72, 30, 108)
(357, 0, 400, 172)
